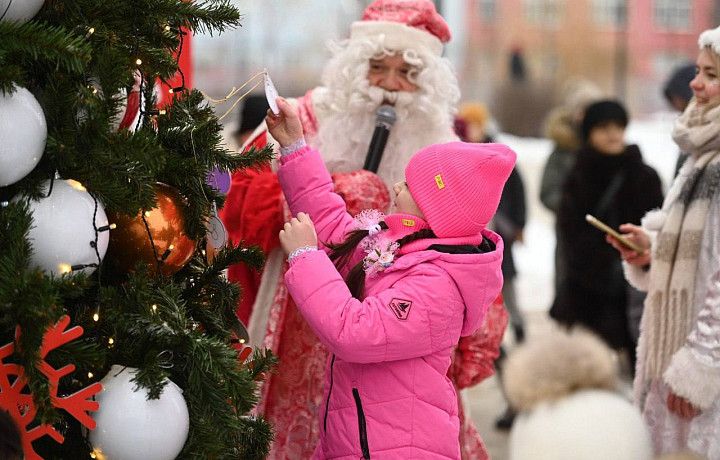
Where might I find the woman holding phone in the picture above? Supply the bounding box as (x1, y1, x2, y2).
(608, 25, 720, 459)
(550, 99, 663, 370)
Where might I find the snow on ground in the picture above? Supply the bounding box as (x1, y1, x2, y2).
(496, 112, 679, 313)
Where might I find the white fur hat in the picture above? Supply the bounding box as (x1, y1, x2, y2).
(350, 0, 451, 57)
(699, 25, 720, 55)
(504, 329, 652, 460)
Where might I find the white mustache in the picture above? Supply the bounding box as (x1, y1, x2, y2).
(367, 86, 414, 108)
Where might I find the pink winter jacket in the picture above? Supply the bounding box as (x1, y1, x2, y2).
(277, 146, 504, 460)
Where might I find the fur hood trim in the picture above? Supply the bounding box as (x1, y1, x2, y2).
(544, 108, 580, 152)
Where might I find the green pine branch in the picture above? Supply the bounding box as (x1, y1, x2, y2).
(0, 21, 91, 92)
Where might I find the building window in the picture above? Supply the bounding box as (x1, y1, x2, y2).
(523, 0, 565, 28)
(593, 0, 627, 27)
(477, 0, 496, 22)
(654, 0, 692, 31)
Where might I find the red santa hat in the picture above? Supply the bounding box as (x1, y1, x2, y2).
(699, 25, 720, 55)
(350, 0, 451, 57)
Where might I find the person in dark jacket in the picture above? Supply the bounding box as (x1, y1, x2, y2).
(550, 100, 664, 370)
(662, 64, 695, 177)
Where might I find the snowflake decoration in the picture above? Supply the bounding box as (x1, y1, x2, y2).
(0, 315, 102, 460)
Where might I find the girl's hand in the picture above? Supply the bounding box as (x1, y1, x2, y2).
(266, 97, 304, 147)
(667, 391, 700, 420)
(279, 212, 318, 256)
(605, 223, 651, 267)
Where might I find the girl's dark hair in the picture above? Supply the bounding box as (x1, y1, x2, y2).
(327, 221, 436, 299)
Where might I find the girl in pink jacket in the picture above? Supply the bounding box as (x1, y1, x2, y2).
(267, 98, 515, 459)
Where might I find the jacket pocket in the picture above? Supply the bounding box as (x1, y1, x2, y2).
(352, 388, 371, 459)
(324, 355, 336, 433)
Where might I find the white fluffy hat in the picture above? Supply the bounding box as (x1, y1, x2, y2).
(350, 0, 451, 56)
(699, 25, 720, 55)
(504, 329, 653, 460)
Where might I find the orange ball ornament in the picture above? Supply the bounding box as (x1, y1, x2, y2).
(105, 183, 196, 276)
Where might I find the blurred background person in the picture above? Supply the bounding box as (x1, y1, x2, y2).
(493, 45, 555, 137)
(661, 64, 696, 177)
(233, 94, 269, 149)
(540, 78, 605, 295)
(550, 100, 663, 371)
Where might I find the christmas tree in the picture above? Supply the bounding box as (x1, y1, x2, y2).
(0, 1, 276, 459)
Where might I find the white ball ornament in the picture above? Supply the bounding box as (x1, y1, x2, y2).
(89, 365, 190, 460)
(0, 0, 44, 25)
(13, 179, 110, 276)
(0, 85, 47, 186)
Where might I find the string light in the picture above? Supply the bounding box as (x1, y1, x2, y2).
(239, 339, 246, 344)
(87, 372, 94, 378)
(144, 211, 151, 217)
(164, 25, 172, 32)
(145, 109, 167, 116)
(160, 244, 174, 262)
(97, 223, 116, 232)
(168, 86, 185, 94)
(108, 338, 114, 345)
(67, 179, 87, 191)
(60, 263, 99, 274)
(90, 452, 97, 459)
(84, 27, 95, 39)
(152, 304, 157, 313)
(135, 58, 143, 66)
(93, 312, 99, 321)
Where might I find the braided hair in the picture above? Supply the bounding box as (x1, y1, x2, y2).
(327, 222, 436, 299)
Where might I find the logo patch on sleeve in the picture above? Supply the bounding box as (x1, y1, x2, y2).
(388, 298, 413, 320)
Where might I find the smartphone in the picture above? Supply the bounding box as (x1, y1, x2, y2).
(585, 214, 646, 254)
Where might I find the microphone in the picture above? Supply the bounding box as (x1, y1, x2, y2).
(363, 104, 397, 173)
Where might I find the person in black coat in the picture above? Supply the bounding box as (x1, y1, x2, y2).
(550, 100, 664, 369)
(494, 168, 527, 342)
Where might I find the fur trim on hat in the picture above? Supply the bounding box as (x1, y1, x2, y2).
(699, 25, 720, 55)
(543, 108, 580, 151)
(351, 21, 443, 56)
(503, 329, 617, 411)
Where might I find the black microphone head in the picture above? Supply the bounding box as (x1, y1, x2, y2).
(376, 104, 397, 127)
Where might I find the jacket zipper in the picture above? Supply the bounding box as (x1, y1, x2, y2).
(352, 388, 371, 459)
(323, 355, 336, 433)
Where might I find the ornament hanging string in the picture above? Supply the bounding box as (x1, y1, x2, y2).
(200, 70, 267, 122)
(0, 0, 12, 22)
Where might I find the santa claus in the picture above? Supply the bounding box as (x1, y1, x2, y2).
(220, 2, 504, 459)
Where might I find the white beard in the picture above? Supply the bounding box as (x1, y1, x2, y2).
(309, 84, 457, 188)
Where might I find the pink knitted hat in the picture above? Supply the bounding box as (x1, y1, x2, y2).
(405, 142, 517, 238)
(351, 0, 451, 56)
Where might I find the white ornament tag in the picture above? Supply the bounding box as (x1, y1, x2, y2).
(264, 69, 280, 115)
(206, 202, 227, 249)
